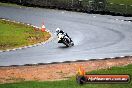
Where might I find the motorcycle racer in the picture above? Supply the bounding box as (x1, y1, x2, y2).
(56, 28, 72, 43)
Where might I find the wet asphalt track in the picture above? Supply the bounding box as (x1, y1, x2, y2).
(0, 6, 132, 66)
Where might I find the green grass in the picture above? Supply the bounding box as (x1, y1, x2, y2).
(108, 0, 132, 5)
(0, 19, 50, 50)
(106, 0, 132, 14)
(0, 2, 23, 7)
(0, 64, 132, 88)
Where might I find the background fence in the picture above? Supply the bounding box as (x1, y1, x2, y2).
(1, 0, 132, 16)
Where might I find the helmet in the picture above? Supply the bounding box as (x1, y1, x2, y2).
(56, 28, 61, 33)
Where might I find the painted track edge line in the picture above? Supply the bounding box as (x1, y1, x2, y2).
(0, 55, 130, 67)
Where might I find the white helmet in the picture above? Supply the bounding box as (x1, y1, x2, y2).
(56, 28, 61, 33)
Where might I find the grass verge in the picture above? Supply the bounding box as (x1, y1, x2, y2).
(0, 2, 22, 7)
(108, 0, 132, 5)
(0, 64, 131, 88)
(0, 19, 51, 50)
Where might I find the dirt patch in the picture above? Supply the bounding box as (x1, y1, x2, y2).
(0, 57, 132, 84)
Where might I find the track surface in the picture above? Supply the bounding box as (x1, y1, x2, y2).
(0, 6, 132, 66)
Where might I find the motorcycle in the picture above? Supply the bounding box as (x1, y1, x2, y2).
(57, 32, 74, 47)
